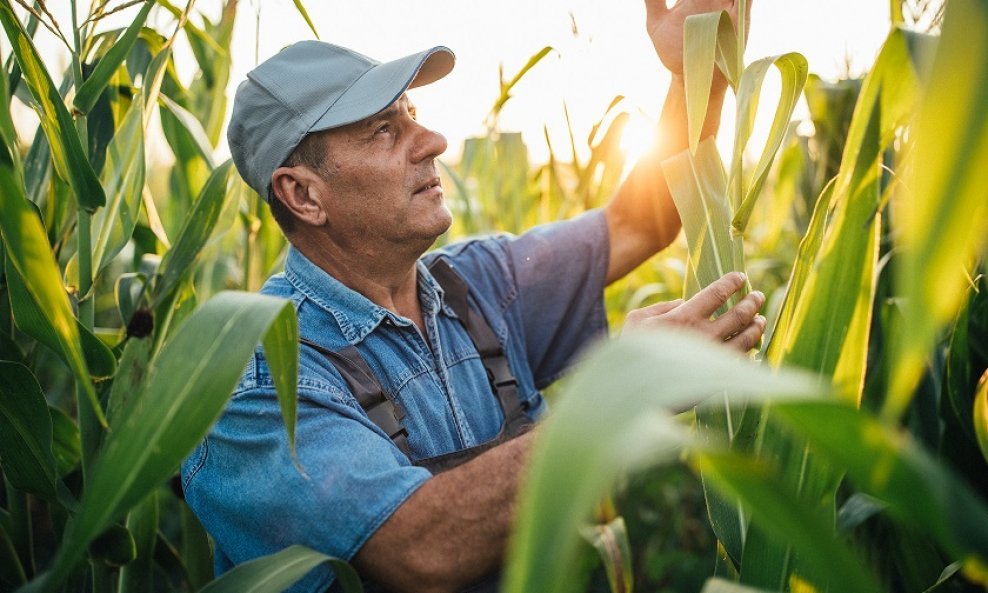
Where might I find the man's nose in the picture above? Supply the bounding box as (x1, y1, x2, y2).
(410, 125, 448, 163)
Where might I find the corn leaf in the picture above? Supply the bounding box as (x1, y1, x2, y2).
(887, 0, 988, 415)
(92, 94, 146, 276)
(199, 544, 363, 593)
(580, 516, 633, 593)
(0, 523, 25, 588)
(48, 405, 80, 478)
(775, 400, 988, 564)
(153, 161, 234, 306)
(118, 490, 158, 593)
(5, 258, 116, 378)
(48, 291, 298, 589)
(662, 136, 745, 310)
(730, 53, 808, 231)
(694, 451, 882, 593)
(975, 370, 988, 463)
(0, 158, 104, 426)
(105, 337, 153, 428)
(0, 362, 59, 502)
(683, 11, 738, 152)
(490, 47, 554, 122)
(73, 0, 154, 114)
(503, 330, 819, 593)
(0, 34, 21, 174)
(0, 1, 105, 212)
(766, 28, 924, 384)
(290, 0, 320, 40)
(158, 93, 215, 167)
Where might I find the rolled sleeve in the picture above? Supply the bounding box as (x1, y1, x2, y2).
(506, 209, 610, 386)
(182, 380, 431, 593)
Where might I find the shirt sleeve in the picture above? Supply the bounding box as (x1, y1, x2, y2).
(181, 352, 431, 593)
(435, 209, 611, 389)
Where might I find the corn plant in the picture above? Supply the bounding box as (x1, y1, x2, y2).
(0, 2, 368, 592)
(503, 1, 988, 592)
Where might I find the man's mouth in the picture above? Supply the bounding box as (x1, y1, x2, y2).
(414, 177, 443, 196)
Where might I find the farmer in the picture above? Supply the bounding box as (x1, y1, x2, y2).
(181, 1, 761, 592)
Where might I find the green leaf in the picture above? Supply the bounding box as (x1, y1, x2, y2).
(0, 361, 59, 501)
(662, 136, 745, 311)
(158, 93, 216, 167)
(694, 451, 882, 593)
(73, 0, 154, 115)
(767, 28, 923, 390)
(5, 255, 116, 379)
(0, 1, 105, 211)
(774, 400, 988, 564)
(88, 523, 136, 567)
(975, 370, 988, 463)
(0, 32, 21, 174)
(490, 47, 554, 122)
(48, 292, 298, 589)
(262, 304, 301, 469)
(888, 0, 988, 414)
(0, 520, 26, 588)
(48, 405, 80, 478)
(199, 545, 363, 593)
(729, 53, 808, 231)
(503, 330, 820, 593)
(118, 491, 158, 593)
(290, 0, 320, 40)
(92, 94, 146, 276)
(153, 161, 234, 307)
(683, 11, 738, 152)
(580, 516, 633, 593)
(0, 160, 105, 425)
(105, 337, 153, 428)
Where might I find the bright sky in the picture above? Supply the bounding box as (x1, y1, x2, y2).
(208, 0, 891, 164)
(20, 1, 892, 165)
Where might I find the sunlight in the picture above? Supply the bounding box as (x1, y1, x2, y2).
(619, 110, 658, 169)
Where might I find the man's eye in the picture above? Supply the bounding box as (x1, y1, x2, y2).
(375, 123, 391, 134)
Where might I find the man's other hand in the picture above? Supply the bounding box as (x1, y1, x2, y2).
(624, 272, 766, 352)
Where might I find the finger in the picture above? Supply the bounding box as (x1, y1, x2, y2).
(725, 314, 766, 352)
(712, 290, 765, 339)
(680, 272, 747, 318)
(643, 0, 669, 19)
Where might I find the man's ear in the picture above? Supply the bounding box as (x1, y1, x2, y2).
(270, 166, 329, 226)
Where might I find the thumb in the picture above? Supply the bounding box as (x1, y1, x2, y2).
(640, 298, 684, 316)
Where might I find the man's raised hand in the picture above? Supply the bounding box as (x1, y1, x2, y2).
(623, 272, 766, 352)
(643, 0, 753, 80)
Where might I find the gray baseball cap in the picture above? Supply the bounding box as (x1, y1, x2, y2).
(227, 40, 455, 200)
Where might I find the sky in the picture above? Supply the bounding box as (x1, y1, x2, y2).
(205, 0, 890, 164)
(18, 0, 893, 164)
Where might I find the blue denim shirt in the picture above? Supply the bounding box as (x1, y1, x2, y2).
(181, 209, 609, 593)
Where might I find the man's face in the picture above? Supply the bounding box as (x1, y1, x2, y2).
(310, 94, 451, 254)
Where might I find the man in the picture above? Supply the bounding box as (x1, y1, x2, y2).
(182, 1, 761, 592)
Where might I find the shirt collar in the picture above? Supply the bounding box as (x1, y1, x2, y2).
(283, 247, 455, 345)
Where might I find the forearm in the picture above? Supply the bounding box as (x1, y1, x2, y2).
(604, 76, 726, 284)
(353, 431, 535, 593)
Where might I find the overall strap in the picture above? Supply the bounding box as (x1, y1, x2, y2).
(427, 258, 529, 438)
(299, 337, 412, 457)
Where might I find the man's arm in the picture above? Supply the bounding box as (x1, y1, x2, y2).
(352, 432, 534, 593)
(603, 77, 725, 283)
(604, 0, 751, 284)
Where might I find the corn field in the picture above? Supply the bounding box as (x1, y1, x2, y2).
(0, 1, 986, 593)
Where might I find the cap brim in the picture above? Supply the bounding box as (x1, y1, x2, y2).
(309, 46, 455, 132)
